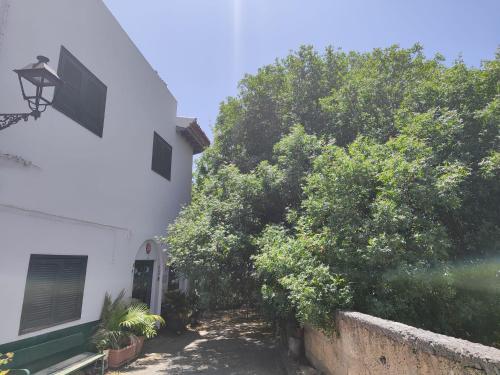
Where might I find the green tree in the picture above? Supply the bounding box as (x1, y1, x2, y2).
(164, 45, 500, 346)
(163, 165, 264, 309)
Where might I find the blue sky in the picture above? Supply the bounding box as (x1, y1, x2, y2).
(103, 0, 500, 141)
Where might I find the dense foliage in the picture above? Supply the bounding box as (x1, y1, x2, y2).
(162, 45, 500, 346)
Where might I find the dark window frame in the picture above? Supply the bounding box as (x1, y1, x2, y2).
(53, 46, 107, 137)
(151, 131, 172, 181)
(19, 254, 88, 335)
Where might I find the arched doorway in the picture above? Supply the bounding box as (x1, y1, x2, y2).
(132, 240, 163, 314)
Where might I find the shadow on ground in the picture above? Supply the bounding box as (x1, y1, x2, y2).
(112, 311, 285, 374)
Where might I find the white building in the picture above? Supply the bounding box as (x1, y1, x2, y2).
(0, 0, 209, 347)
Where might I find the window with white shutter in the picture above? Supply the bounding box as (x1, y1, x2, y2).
(19, 255, 88, 334)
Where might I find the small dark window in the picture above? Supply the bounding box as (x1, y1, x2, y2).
(151, 132, 172, 181)
(19, 255, 88, 335)
(53, 46, 107, 137)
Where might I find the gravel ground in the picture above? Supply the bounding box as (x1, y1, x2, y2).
(108, 310, 286, 375)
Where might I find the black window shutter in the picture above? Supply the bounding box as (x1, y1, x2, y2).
(53, 53, 82, 120)
(152, 132, 172, 181)
(53, 46, 107, 137)
(20, 255, 88, 334)
(79, 74, 107, 137)
(53, 257, 87, 323)
(19, 258, 59, 333)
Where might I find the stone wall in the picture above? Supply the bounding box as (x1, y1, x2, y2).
(304, 311, 500, 375)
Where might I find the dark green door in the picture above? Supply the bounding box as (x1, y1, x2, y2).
(132, 260, 154, 307)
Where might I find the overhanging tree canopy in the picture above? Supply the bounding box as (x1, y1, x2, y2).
(161, 44, 500, 347)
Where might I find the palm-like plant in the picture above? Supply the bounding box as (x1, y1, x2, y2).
(92, 290, 166, 351)
(92, 291, 130, 350)
(121, 303, 165, 338)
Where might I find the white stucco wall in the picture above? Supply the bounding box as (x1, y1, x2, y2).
(0, 0, 196, 344)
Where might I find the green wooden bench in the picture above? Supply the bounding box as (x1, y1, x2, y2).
(5, 332, 104, 375)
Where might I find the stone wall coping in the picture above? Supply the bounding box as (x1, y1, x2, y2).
(335, 311, 500, 369)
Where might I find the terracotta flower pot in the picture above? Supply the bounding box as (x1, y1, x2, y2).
(135, 336, 145, 355)
(108, 341, 137, 368)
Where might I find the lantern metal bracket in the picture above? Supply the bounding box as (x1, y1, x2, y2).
(1, 55, 61, 132)
(0, 113, 34, 131)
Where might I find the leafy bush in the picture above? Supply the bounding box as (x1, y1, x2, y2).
(162, 291, 190, 318)
(255, 226, 352, 330)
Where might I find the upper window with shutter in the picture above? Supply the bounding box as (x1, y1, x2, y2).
(53, 46, 107, 137)
(151, 132, 172, 181)
(19, 255, 88, 335)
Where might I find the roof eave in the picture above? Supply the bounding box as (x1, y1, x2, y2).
(176, 119, 210, 155)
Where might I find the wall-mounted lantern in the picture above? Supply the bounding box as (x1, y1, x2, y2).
(0, 56, 62, 131)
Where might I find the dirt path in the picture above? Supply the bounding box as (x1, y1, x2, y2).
(110, 311, 286, 374)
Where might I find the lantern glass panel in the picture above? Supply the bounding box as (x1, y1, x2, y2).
(14, 56, 61, 89)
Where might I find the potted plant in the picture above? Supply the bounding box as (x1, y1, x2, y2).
(92, 291, 165, 368)
(121, 302, 165, 355)
(92, 291, 136, 368)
